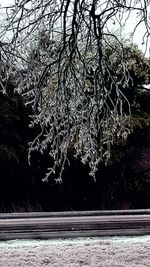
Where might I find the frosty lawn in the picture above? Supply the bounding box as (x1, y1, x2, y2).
(0, 236, 150, 266)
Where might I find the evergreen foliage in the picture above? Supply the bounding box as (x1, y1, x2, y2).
(0, 40, 150, 211)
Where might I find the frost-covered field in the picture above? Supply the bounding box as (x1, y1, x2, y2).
(0, 236, 150, 266)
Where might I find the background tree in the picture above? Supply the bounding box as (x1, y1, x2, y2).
(0, 77, 31, 206)
(0, 0, 150, 182)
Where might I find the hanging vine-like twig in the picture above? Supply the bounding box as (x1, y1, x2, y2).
(0, 0, 149, 181)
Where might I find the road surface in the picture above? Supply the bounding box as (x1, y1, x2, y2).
(0, 210, 150, 240)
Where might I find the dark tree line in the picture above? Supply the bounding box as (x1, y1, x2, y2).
(0, 43, 150, 211)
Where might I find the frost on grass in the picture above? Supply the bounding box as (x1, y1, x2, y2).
(0, 236, 150, 267)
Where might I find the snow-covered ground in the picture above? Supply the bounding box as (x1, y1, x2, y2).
(0, 235, 150, 266)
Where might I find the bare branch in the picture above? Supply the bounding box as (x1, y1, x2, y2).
(0, 0, 149, 181)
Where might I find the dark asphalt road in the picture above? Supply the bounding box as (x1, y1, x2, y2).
(0, 214, 150, 224)
(0, 210, 150, 240)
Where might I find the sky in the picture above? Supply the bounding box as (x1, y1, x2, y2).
(0, 0, 150, 57)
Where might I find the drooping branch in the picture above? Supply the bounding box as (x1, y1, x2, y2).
(0, 0, 149, 181)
